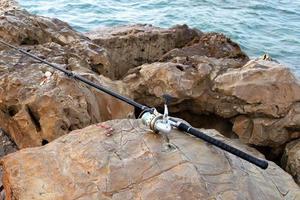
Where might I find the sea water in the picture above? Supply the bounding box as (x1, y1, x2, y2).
(18, 0, 300, 75)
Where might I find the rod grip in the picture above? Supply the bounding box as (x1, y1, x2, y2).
(177, 123, 268, 169)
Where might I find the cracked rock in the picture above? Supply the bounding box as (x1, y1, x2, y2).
(1, 119, 299, 200)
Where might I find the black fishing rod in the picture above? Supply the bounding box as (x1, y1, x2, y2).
(0, 39, 268, 169)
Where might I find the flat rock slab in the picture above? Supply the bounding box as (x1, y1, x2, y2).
(1, 119, 299, 200)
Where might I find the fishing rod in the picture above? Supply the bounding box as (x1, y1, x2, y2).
(0, 39, 268, 169)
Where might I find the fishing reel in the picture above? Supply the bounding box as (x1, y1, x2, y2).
(141, 95, 175, 135)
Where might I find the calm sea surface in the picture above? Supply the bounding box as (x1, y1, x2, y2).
(18, 0, 300, 75)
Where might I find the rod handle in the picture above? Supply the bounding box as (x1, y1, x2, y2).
(177, 123, 268, 169)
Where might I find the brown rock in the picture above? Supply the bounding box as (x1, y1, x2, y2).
(219, 60, 300, 146)
(214, 60, 300, 117)
(124, 58, 300, 147)
(0, 128, 17, 200)
(0, 43, 132, 148)
(0, 128, 17, 158)
(124, 56, 244, 111)
(86, 24, 200, 79)
(0, 0, 19, 13)
(1, 119, 299, 200)
(0, 9, 83, 47)
(282, 139, 300, 184)
(160, 32, 249, 65)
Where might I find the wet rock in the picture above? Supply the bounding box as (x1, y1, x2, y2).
(282, 139, 300, 185)
(0, 43, 133, 148)
(86, 24, 200, 79)
(1, 119, 299, 200)
(124, 58, 300, 147)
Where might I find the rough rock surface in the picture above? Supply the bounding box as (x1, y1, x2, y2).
(0, 128, 17, 159)
(160, 32, 249, 64)
(0, 42, 132, 148)
(0, 128, 17, 200)
(0, 2, 133, 148)
(0, 10, 82, 46)
(221, 61, 300, 147)
(124, 58, 300, 147)
(1, 119, 300, 200)
(86, 24, 200, 79)
(1, 0, 300, 186)
(0, 0, 18, 14)
(282, 139, 300, 185)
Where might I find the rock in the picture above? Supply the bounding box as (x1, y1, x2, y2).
(124, 56, 244, 110)
(0, 2, 132, 149)
(0, 2, 113, 71)
(0, 9, 84, 47)
(220, 60, 300, 146)
(0, 0, 19, 14)
(0, 128, 17, 158)
(86, 24, 200, 79)
(0, 43, 133, 148)
(0, 128, 17, 200)
(282, 139, 300, 185)
(124, 58, 300, 147)
(160, 32, 249, 65)
(1, 119, 299, 200)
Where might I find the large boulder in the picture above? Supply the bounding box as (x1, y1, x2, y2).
(0, 2, 133, 149)
(124, 57, 300, 147)
(86, 24, 200, 79)
(1, 119, 299, 200)
(0, 43, 133, 148)
(221, 61, 300, 147)
(282, 139, 300, 185)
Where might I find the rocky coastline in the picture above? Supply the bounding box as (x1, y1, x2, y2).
(0, 0, 299, 199)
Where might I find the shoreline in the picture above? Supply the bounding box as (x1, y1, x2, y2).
(17, 0, 300, 74)
(0, 0, 299, 198)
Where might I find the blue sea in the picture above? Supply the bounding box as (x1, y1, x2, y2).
(18, 0, 300, 75)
